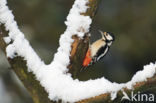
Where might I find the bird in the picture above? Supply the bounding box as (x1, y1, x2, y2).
(82, 30, 115, 70)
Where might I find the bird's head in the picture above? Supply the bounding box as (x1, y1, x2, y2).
(99, 30, 115, 46)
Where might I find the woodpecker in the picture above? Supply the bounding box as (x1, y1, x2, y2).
(82, 30, 115, 68)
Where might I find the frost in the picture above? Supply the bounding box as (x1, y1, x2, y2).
(0, 0, 156, 102)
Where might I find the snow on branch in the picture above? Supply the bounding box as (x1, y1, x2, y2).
(0, 0, 156, 103)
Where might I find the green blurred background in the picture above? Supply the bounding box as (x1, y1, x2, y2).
(0, 0, 156, 103)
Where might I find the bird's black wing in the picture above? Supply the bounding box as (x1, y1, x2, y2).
(93, 45, 109, 62)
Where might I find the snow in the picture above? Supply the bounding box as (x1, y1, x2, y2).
(126, 63, 156, 89)
(0, 0, 156, 102)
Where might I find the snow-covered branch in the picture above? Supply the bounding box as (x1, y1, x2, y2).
(78, 65, 156, 102)
(0, 0, 156, 103)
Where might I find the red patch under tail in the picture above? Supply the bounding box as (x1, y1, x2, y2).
(83, 49, 92, 67)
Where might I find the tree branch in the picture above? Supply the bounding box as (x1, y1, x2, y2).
(68, 0, 101, 78)
(77, 74, 156, 103)
(0, 0, 101, 102)
(0, 25, 55, 103)
(1, 0, 156, 103)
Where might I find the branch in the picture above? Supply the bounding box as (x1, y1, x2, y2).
(1, 0, 156, 103)
(77, 74, 156, 103)
(0, 25, 54, 103)
(68, 0, 101, 78)
(0, 0, 101, 102)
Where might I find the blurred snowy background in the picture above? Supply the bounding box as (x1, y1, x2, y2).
(0, 0, 156, 103)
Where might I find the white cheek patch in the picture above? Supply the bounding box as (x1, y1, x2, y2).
(106, 35, 113, 41)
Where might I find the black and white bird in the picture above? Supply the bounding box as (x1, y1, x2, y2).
(82, 30, 115, 67)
